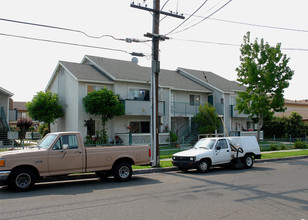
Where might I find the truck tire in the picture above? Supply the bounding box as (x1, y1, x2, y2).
(243, 154, 254, 168)
(197, 160, 210, 173)
(9, 168, 36, 192)
(113, 162, 132, 182)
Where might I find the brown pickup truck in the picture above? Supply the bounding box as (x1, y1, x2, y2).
(0, 132, 151, 191)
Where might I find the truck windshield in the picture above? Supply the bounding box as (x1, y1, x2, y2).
(37, 134, 57, 149)
(193, 139, 216, 149)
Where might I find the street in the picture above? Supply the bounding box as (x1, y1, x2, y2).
(0, 158, 307, 220)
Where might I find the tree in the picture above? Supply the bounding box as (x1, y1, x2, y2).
(195, 103, 220, 134)
(16, 118, 33, 143)
(286, 112, 307, 138)
(236, 32, 294, 141)
(26, 91, 64, 133)
(82, 87, 124, 143)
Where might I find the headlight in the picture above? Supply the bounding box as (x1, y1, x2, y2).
(0, 159, 5, 167)
(190, 157, 195, 161)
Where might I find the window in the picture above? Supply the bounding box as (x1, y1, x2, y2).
(216, 139, 228, 149)
(53, 135, 78, 150)
(129, 89, 150, 101)
(190, 95, 200, 106)
(129, 121, 150, 133)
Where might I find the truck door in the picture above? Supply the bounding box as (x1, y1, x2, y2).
(213, 139, 231, 164)
(48, 134, 84, 175)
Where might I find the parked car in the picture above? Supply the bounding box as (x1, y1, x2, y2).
(0, 132, 151, 191)
(172, 136, 261, 172)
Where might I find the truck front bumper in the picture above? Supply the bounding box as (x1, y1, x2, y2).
(0, 171, 11, 186)
(172, 160, 199, 169)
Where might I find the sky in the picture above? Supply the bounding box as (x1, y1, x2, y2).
(0, 0, 307, 101)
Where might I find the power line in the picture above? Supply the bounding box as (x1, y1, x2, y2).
(168, 0, 232, 35)
(0, 17, 150, 43)
(191, 17, 308, 33)
(165, 0, 209, 36)
(0, 32, 148, 56)
(171, 37, 308, 52)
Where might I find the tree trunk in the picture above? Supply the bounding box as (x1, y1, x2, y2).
(256, 115, 263, 143)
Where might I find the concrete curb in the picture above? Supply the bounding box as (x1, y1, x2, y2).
(133, 155, 308, 175)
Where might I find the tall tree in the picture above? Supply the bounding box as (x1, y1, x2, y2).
(26, 91, 64, 133)
(236, 32, 294, 141)
(82, 87, 124, 143)
(195, 103, 220, 134)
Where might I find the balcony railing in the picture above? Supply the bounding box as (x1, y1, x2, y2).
(230, 105, 249, 118)
(122, 100, 165, 116)
(114, 133, 170, 145)
(171, 102, 201, 117)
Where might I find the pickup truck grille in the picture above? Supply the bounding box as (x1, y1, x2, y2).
(173, 156, 191, 161)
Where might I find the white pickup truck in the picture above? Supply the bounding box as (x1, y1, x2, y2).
(0, 132, 151, 191)
(172, 136, 261, 172)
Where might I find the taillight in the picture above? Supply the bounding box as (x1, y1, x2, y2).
(149, 149, 151, 157)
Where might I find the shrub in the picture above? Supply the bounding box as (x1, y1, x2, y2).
(38, 123, 49, 137)
(294, 139, 308, 149)
(270, 144, 279, 151)
(280, 144, 286, 150)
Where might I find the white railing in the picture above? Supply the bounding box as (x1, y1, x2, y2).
(114, 133, 170, 145)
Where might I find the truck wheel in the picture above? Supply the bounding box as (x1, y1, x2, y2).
(243, 155, 254, 168)
(197, 160, 210, 173)
(114, 162, 132, 182)
(9, 168, 36, 192)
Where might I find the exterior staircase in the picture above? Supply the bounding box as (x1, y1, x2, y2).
(0, 107, 10, 146)
(175, 120, 199, 147)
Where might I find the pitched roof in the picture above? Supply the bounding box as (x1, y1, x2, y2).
(0, 87, 14, 97)
(84, 56, 211, 92)
(60, 61, 112, 83)
(178, 68, 245, 93)
(13, 101, 27, 111)
(284, 99, 308, 106)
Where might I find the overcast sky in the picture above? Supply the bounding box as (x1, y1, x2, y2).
(1, 0, 307, 101)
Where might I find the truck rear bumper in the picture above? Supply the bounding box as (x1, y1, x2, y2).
(0, 171, 11, 186)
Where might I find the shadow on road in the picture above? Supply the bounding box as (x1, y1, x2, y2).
(0, 175, 161, 199)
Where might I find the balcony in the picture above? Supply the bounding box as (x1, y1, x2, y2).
(230, 105, 249, 118)
(122, 100, 165, 116)
(171, 102, 202, 117)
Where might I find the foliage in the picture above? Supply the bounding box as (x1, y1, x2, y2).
(82, 87, 124, 143)
(236, 32, 294, 141)
(195, 103, 220, 134)
(286, 112, 308, 138)
(263, 112, 308, 138)
(38, 123, 49, 137)
(294, 139, 308, 149)
(169, 131, 178, 143)
(26, 91, 64, 133)
(269, 144, 279, 151)
(16, 118, 33, 141)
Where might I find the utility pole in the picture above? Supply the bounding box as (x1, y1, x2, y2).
(131, 1, 184, 167)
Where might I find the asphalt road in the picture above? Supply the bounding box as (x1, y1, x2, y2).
(0, 158, 307, 220)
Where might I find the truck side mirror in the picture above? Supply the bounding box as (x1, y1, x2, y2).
(216, 146, 221, 150)
(62, 144, 69, 150)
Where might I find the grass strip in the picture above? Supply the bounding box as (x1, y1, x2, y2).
(132, 150, 308, 170)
